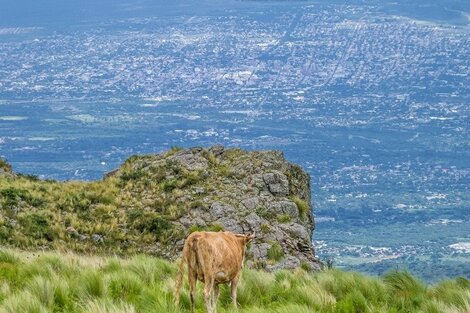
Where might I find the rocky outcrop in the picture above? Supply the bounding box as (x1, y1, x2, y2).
(109, 145, 320, 271)
(0, 146, 320, 271)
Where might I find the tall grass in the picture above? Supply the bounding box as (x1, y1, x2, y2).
(0, 248, 469, 313)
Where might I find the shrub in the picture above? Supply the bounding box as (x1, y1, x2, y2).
(217, 165, 233, 178)
(0, 187, 31, 209)
(58, 191, 92, 212)
(256, 207, 269, 219)
(17, 174, 40, 181)
(267, 242, 284, 262)
(208, 224, 224, 232)
(276, 214, 291, 223)
(188, 223, 224, 233)
(18, 213, 54, 241)
(178, 170, 202, 188)
(260, 223, 271, 233)
(291, 196, 309, 221)
(130, 211, 172, 237)
(188, 225, 204, 233)
(0, 225, 12, 241)
(300, 261, 311, 272)
(162, 179, 178, 192)
(120, 169, 146, 182)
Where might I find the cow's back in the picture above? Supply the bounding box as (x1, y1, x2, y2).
(190, 231, 245, 283)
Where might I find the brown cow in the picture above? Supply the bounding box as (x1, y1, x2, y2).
(174, 231, 255, 313)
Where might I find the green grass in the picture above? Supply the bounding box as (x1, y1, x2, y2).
(0, 248, 469, 313)
(276, 214, 291, 223)
(290, 196, 309, 221)
(267, 242, 284, 263)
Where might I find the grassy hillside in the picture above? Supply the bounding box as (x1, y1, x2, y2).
(0, 147, 319, 270)
(0, 248, 469, 313)
(0, 148, 207, 255)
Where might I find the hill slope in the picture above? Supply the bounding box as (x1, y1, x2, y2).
(0, 146, 319, 270)
(0, 248, 469, 313)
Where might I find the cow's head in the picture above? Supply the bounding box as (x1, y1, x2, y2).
(235, 232, 255, 267)
(235, 232, 255, 245)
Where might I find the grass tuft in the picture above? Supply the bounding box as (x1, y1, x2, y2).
(267, 243, 284, 263)
(290, 196, 309, 221)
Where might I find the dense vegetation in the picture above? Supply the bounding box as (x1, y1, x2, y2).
(0, 248, 469, 313)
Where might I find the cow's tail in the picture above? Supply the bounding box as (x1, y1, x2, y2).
(174, 235, 196, 307)
(173, 252, 186, 307)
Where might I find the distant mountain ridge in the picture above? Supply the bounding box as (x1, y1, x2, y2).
(0, 146, 320, 271)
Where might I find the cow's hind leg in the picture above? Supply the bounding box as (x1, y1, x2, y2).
(213, 284, 220, 313)
(203, 276, 214, 313)
(188, 269, 197, 313)
(230, 276, 240, 308)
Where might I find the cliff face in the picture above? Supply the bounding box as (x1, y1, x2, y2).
(110, 145, 320, 271)
(0, 146, 320, 271)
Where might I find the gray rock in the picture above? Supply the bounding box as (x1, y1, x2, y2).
(103, 168, 119, 179)
(217, 217, 244, 233)
(170, 150, 208, 171)
(190, 208, 211, 222)
(209, 144, 225, 156)
(259, 191, 273, 199)
(263, 171, 289, 196)
(92, 234, 104, 243)
(66, 226, 79, 237)
(267, 255, 301, 271)
(210, 202, 235, 219)
(250, 242, 271, 259)
(179, 216, 207, 228)
(193, 187, 205, 195)
(193, 217, 207, 226)
(244, 212, 264, 231)
(241, 197, 260, 210)
(6, 218, 17, 227)
(252, 174, 268, 191)
(268, 201, 299, 219)
(279, 223, 310, 240)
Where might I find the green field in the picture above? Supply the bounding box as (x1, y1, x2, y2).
(0, 249, 469, 313)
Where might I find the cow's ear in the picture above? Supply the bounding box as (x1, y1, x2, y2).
(246, 232, 255, 243)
